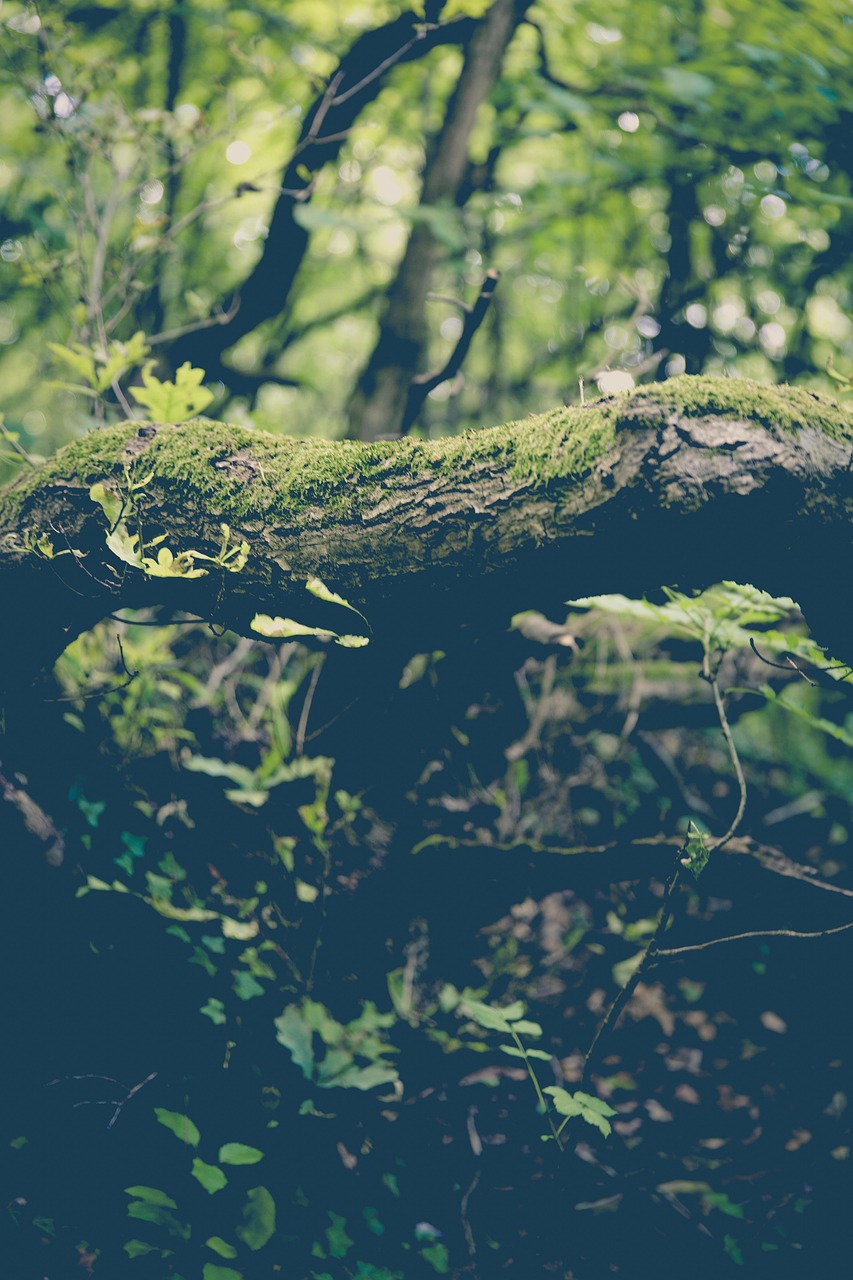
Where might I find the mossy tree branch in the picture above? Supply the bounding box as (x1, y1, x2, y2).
(1, 376, 853, 690)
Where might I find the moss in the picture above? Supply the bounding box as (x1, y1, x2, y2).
(3, 377, 851, 533)
(618, 374, 853, 441)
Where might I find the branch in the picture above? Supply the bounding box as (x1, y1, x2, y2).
(655, 920, 853, 955)
(1, 377, 853, 680)
(401, 269, 500, 434)
(166, 10, 480, 374)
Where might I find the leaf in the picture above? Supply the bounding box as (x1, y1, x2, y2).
(305, 576, 369, 626)
(511, 1019, 543, 1037)
(124, 1186, 177, 1208)
(318, 1061, 399, 1091)
(682, 821, 711, 880)
(206, 1237, 238, 1258)
(544, 1087, 617, 1137)
(148, 900, 219, 923)
(201, 997, 227, 1025)
(154, 1108, 201, 1147)
(499, 1044, 553, 1061)
(250, 614, 335, 641)
(182, 755, 257, 787)
(421, 1241, 450, 1273)
(123, 1239, 159, 1257)
(250, 613, 369, 648)
(325, 1210, 354, 1258)
(221, 916, 259, 940)
(192, 1158, 228, 1193)
(202, 1266, 243, 1280)
(106, 524, 144, 568)
(235, 1185, 276, 1251)
(274, 1005, 315, 1076)
(132, 361, 214, 423)
(89, 481, 123, 527)
(219, 1143, 264, 1165)
(232, 970, 265, 1001)
(127, 1199, 190, 1238)
(461, 998, 526, 1032)
(141, 544, 209, 578)
(47, 341, 97, 386)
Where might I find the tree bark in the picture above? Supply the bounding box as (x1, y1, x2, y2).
(2, 377, 853, 686)
(347, 0, 532, 440)
(166, 8, 479, 380)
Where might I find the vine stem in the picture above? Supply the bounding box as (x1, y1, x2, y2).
(510, 1028, 564, 1151)
(581, 621, 748, 1085)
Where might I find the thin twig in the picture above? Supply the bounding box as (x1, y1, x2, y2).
(296, 657, 325, 756)
(402, 270, 500, 435)
(656, 920, 853, 955)
(749, 636, 817, 686)
(703, 624, 747, 852)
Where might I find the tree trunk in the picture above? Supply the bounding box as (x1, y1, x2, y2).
(347, 0, 531, 440)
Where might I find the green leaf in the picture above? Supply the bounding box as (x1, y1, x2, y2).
(544, 1087, 617, 1137)
(127, 1200, 190, 1239)
(510, 1019, 543, 1037)
(233, 970, 265, 1001)
(123, 1239, 159, 1257)
(682, 821, 711, 880)
(202, 1266, 243, 1280)
(201, 997, 227, 1025)
(154, 1108, 201, 1147)
(318, 1061, 399, 1091)
(499, 1045, 553, 1061)
(182, 755, 258, 787)
(461, 998, 526, 1032)
(219, 1142, 264, 1165)
(274, 1005, 315, 1076)
(192, 1158, 228, 1193)
(235, 1185, 276, 1251)
(325, 1210, 353, 1258)
(47, 341, 97, 384)
(724, 1233, 745, 1265)
(89, 481, 123, 527)
(421, 1241, 450, 1273)
(221, 916, 259, 940)
(124, 1185, 177, 1207)
(132, 360, 214, 423)
(250, 613, 369, 648)
(148, 900, 219, 923)
(205, 1237, 238, 1258)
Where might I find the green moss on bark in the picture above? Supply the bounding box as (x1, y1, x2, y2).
(3, 377, 851, 538)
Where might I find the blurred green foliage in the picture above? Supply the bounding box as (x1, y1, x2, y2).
(1, 0, 852, 463)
